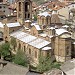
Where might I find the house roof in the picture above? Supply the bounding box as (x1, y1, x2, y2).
(38, 12, 51, 17)
(39, 33, 47, 37)
(31, 23, 38, 26)
(6, 22, 21, 27)
(55, 28, 68, 35)
(0, 62, 28, 75)
(62, 25, 69, 28)
(42, 47, 51, 51)
(25, 20, 31, 22)
(34, 25, 41, 30)
(60, 59, 75, 75)
(47, 27, 55, 30)
(45, 68, 62, 75)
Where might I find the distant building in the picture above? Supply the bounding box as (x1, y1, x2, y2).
(0, 2, 11, 17)
(7, 0, 15, 4)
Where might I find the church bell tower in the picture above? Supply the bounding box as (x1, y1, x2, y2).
(17, 0, 32, 25)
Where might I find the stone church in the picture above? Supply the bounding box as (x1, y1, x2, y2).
(3, 0, 75, 66)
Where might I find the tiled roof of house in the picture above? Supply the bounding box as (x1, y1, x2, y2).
(60, 59, 75, 75)
(0, 62, 28, 75)
(45, 68, 62, 75)
(33, 0, 70, 11)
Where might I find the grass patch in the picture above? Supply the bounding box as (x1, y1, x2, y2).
(51, 61, 61, 69)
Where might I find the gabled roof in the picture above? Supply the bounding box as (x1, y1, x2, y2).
(42, 47, 51, 50)
(34, 25, 41, 30)
(6, 22, 21, 28)
(55, 28, 68, 35)
(60, 59, 75, 75)
(28, 38, 50, 49)
(0, 62, 28, 75)
(38, 12, 51, 17)
(10, 31, 50, 49)
(62, 25, 69, 28)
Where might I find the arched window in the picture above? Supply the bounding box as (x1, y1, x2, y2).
(42, 17, 44, 25)
(28, 13, 30, 18)
(66, 46, 69, 55)
(25, 14, 26, 18)
(46, 17, 48, 25)
(19, 2, 21, 11)
(19, 43, 21, 49)
(29, 48, 31, 55)
(24, 46, 26, 52)
(35, 51, 37, 58)
(47, 51, 50, 57)
(25, 2, 30, 12)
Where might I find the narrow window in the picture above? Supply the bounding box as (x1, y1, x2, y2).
(28, 14, 30, 18)
(46, 17, 48, 25)
(66, 46, 69, 55)
(19, 43, 21, 49)
(0, 6, 2, 8)
(42, 18, 44, 25)
(35, 51, 37, 58)
(24, 46, 26, 52)
(29, 48, 31, 54)
(19, 2, 21, 11)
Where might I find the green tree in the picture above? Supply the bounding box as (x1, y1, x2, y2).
(34, 15, 37, 21)
(10, 37, 17, 50)
(37, 56, 52, 73)
(0, 42, 10, 59)
(13, 50, 29, 67)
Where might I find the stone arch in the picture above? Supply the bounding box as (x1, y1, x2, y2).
(25, 2, 30, 12)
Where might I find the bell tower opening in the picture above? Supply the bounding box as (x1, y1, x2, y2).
(25, 2, 30, 12)
(17, 0, 32, 25)
(25, 2, 30, 20)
